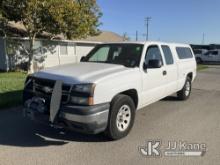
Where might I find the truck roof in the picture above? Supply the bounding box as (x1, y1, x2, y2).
(102, 41, 190, 47)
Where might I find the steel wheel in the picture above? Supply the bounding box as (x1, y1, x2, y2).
(177, 77, 192, 100)
(185, 81, 191, 96)
(105, 94, 136, 140)
(116, 105, 131, 132)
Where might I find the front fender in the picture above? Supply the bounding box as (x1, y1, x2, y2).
(93, 71, 141, 105)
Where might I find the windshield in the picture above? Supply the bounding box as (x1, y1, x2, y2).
(82, 44, 144, 68)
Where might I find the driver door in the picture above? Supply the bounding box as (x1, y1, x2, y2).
(141, 45, 166, 106)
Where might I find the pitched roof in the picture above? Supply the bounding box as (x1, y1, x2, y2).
(81, 31, 124, 42)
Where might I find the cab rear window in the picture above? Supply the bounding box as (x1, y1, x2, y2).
(176, 47, 193, 59)
(162, 45, 174, 65)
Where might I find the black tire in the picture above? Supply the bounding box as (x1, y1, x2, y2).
(105, 94, 136, 140)
(196, 57, 202, 64)
(177, 77, 192, 100)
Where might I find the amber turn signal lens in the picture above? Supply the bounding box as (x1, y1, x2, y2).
(88, 97, 94, 105)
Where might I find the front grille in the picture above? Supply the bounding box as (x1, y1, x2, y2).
(25, 77, 72, 104)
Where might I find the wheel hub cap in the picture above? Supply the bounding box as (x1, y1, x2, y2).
(116, 105, 131, 132)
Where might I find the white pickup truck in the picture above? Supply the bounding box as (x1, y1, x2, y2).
(23, 42, 197, 140)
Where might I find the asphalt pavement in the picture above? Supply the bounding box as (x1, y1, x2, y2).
(0, 66, 220, 165)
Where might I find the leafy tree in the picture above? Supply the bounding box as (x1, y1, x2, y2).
(0, 0, 101, 72)
(0, 5, 8, 37)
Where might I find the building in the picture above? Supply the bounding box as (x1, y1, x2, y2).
(0, 37, 100, 71)
(0, 22, 124, 71)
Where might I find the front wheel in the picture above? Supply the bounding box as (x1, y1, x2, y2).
(105, 94, 136, 140)
(177, 77, 192, 100)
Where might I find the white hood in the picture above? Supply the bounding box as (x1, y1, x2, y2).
(33, 62, 130, 84)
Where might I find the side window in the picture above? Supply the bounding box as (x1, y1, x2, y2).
(145, 46, 163, 65)
(204, 52, 210, 56)
(161, 45, 174, 65)
(212, 51, 218, 55)
(176, 47, 193, 59)
(193, 49, 202, 54)
(88, 46, 110, 62)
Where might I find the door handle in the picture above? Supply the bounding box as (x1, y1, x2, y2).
(163, 70, 167, 76)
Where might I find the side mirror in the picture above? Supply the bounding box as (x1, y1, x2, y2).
(80, 56, 86, 62)
(148, 59, 162, 68)
(143, 59, 162, 71)
(143, 62, 148, 70)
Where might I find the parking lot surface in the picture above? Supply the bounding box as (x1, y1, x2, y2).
(0, 66, 220, 165)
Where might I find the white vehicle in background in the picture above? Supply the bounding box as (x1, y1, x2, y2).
(196, 49, 220, 63)
(193, 49, 208, 57)
(23, 41, 197, 140)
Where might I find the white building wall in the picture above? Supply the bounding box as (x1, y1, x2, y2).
(59, 43, 77, 65)
(75, 44, 95, 62)
(44, 45, 60, 68)
(1, 37, 100, 71)
(43, 42, 97, 68)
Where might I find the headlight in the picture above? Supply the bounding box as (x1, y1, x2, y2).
(72, 84, 95, 95)
(70, 83, 95, 105)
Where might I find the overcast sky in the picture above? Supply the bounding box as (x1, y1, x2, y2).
(97, 0, 220, 44)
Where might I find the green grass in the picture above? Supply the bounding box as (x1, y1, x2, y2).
(197, 65, 208, 71)
(0, 72, 27, 109)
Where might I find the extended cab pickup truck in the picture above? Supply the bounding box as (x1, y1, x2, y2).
(23, 42, 197, 140)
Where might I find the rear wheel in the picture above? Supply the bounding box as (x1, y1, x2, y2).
(177, 77, 192, 100)
(105, 94, 136, 140)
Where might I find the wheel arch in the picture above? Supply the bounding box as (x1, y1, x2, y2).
(111, 89, 139, 109)
(187, 72, 193, 80)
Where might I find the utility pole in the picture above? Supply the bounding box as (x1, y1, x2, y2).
(144, 17, 151, 41)
(136, 31, 138, 41)
(202, 33, 205, 45)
